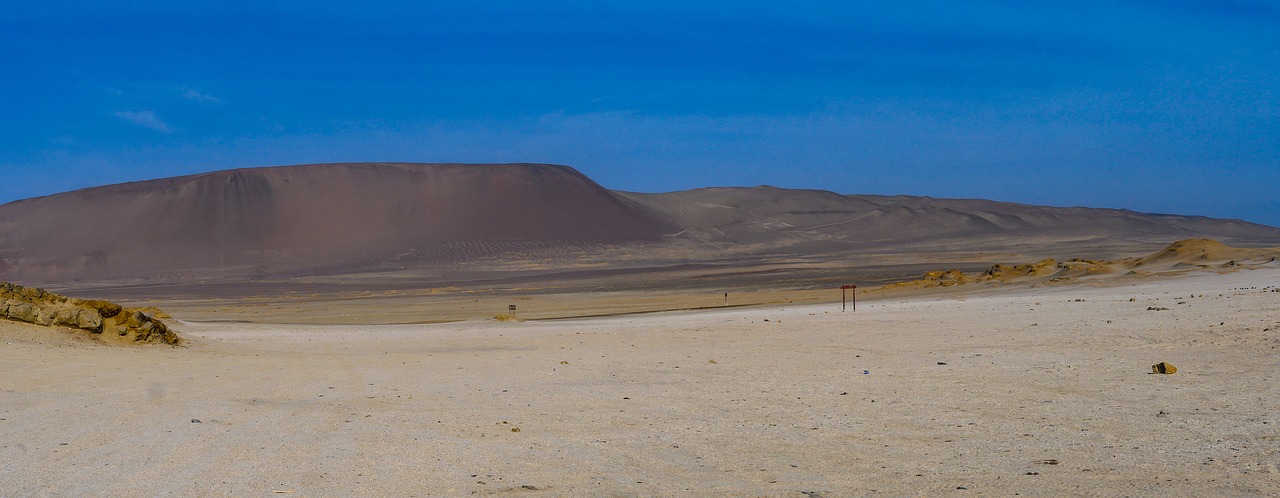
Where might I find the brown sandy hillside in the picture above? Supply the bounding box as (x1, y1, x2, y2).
(0, 163, 678, 282)
(2, 165, 1279, 287)
(619, 187, 1280, 257)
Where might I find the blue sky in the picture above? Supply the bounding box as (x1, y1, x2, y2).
(3, 1, 1278, 225)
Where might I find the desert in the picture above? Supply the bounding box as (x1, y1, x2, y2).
(2, 164, 1280, 496)
(2, 257, 1278, 496)
(9, 2, 1280, 495)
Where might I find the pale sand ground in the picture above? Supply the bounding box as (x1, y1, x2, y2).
(2, 269, 1279, 496)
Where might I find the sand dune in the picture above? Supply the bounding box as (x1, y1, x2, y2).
(0, 163, 676, 282)
(2, 163, 1279, 290)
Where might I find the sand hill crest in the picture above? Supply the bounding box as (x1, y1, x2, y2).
(2, 163, 1279, 286)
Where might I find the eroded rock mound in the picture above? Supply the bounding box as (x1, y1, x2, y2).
(880, 239, 1280, 292)
(1, 282, 179, 345)
(1129, 239, 1280, 271)
(984, 259, 1059, 280)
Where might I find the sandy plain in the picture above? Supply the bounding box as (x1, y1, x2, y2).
(3, 266, 1280, 497)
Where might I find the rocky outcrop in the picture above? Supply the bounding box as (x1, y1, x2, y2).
(878, 239, 1279, 292)
(983, 259, 1059, 280)
(1, 282, 179, 345)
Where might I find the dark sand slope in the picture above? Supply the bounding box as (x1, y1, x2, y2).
(3, 163, 1280, 288)
(0, 163, 678, 282)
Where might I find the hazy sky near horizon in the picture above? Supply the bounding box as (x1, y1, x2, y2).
(3, 1, 1278, 225)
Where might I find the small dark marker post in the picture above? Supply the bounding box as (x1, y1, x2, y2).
(841, 284, 857, 311)
(724, 292, 728, 306)
(508, 304, 517, 316)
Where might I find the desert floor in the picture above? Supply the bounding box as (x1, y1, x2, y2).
(3, 268, 1279, 497)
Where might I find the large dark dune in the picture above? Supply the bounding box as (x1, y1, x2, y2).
(0, 163, 678, 282)
(2, 163, 1279, 287)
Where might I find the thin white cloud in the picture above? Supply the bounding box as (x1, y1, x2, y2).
(182, 88, 222, 104)
(114, 110, 173, 133)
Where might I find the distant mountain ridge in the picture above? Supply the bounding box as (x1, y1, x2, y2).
(620, 186, 1278, 250)
(1, 163, 1278, 285)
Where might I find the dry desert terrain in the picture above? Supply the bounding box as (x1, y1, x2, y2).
(3, 265, 1279, 496)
